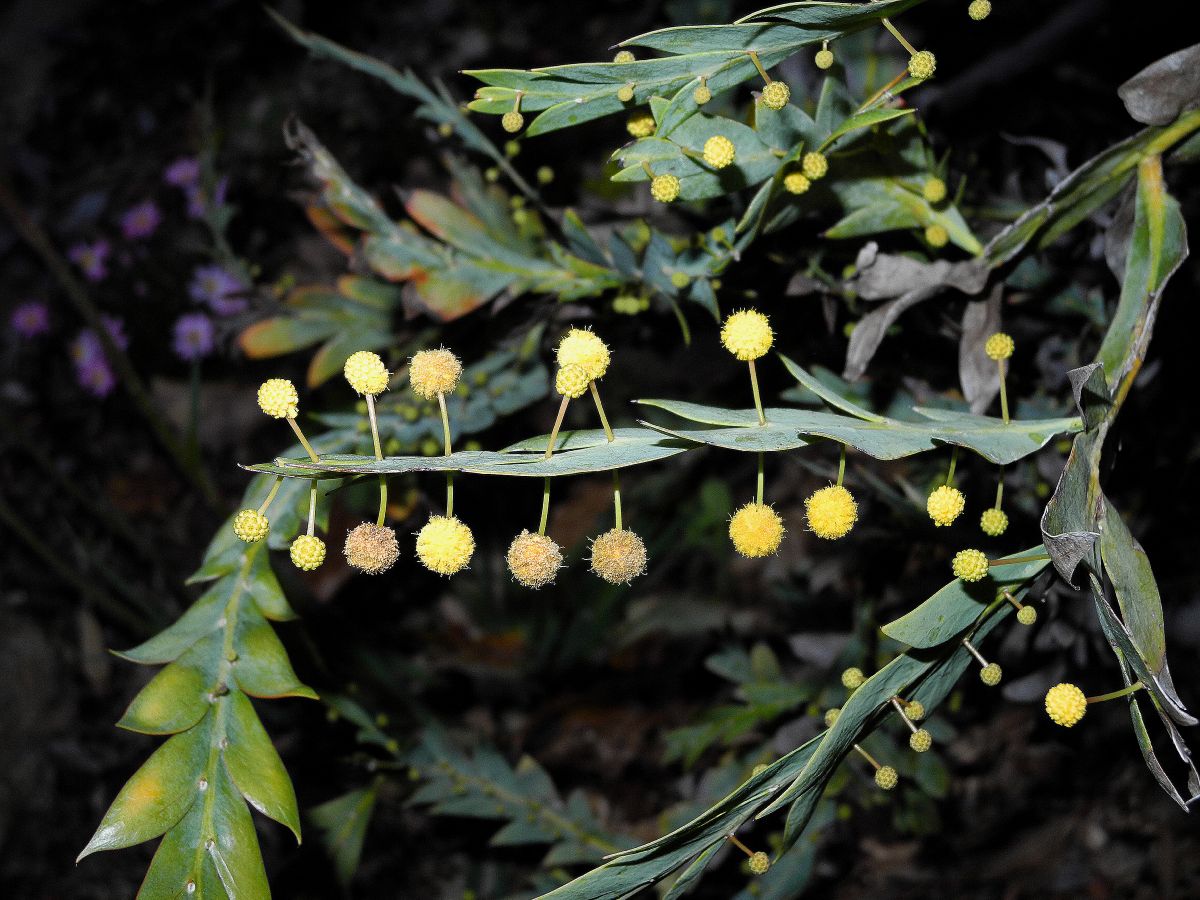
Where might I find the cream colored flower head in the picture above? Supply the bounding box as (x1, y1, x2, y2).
(410, 348, 462, 400)
(556, 328, 610, 381)
(344, 350, 389, 396)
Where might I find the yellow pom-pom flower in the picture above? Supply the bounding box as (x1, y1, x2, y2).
(952, 548, 989, 582)
(841, 667, 865, 690)
(617, 83, 635, 103)
(927, 485, 965, 527)
(980, 507, 1009, 536)
(824, 707, 841, 727)
(925, 224, 949, 247)
(923, 177, 947, 203)
(693, 83, 712, 105)
(703, 135, 736, 169)
(233, 509, 270, 543)
(613, 50, 635, 63)
(589, 528, 648, 585)
(985, 332, 1014, 360)
(1017, 604, 1038, 626)
(805, 485, 858, 540)
(258, 378, 299, 419)
(720, 309, 773, 361)
(1045, 683, 1087, 727)
(501, 111, 524, 134)
(908, 50, 937, 80)
(748, 852, 771, 876)
(875, 766, 898, 790)
(729, 502, 785, 558)
(801, 151, 828, 180)
(410, 348, 462, 400)
(968, 0, 992, 20)
(506, 530, 564, 589)
(416, 515, 475, 576)
(555, 363, 590, 399)
(909, 729, 933, 752)
(344, 523, 400, 575)
(815, 48, 834, 69)
(905, 700, 926, 721)
(344, 350, 389, 396)
(783, 172, 811, 195)
(760, 80, 790, 110)
(290, 534, 326, 571)
(627, 111, 656, 138)
(556, 328, 610, 381)
(980, 662, 1003, 686)
(650, 173, 680, 203)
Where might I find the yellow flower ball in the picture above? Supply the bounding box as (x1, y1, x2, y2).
(257, 378, 299, 419)
(904, 700, 925, 721)
(613, 50, 635, 63)
(1017, 604, 1038, 626)
(555, 363, 591, 399)
(805, 485, 858, 540)
(290, 534, 326, 571)
(343, 350, 389, 396)
(416, 515, 475, 576)
(908, 50, 937, 80)
(537, 166, 555, 185)
(801, 151, 828, 180)
(925, 224, 949, 247)
(1045, 683, 1087, 727)
(627, 111, 656, 138)
(748, 852, 771, 876)
(589, 527, 647, 585)
(824, 707, 841, 727)
(501, 111, 524, 134)
(650, 173, 680, 203)
(760, 80, 790, 110)
(815, 48, 834, 69)
(875, 765, 898, 790)
(980, 662, 1003, 686)
(952, 548, 989, 582)
(233, 508, 270, 543)
(927, 484, 965, 527)
(556, 328, 610, 381)
(343, 522, 400, 575)
(968, 0, 992, 20)
(410, 348, 462, 400)
(923, 177, 947, 203)
(909, 729, 933, 753)
(617, 83, 635, 103)
(693, 83, 712, 105)
(841, 667, 865, 690)
(980, 507, 1009, 536)
(729, 502, 785, 558)
(506, 530, 564, 589)
(703, 135, 736, 169)
(783, 171, 811, 195)
(720, 309, 773, 361)
(985, 332, 1014, 360)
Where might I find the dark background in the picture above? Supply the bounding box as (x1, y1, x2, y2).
(2, 0, 1199, 897)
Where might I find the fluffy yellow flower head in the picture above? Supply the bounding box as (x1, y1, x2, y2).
(783, 171, 811, 195)
(824, 707, 841, 727)
(344, 523, 400, 575)
(748, 852, 771, 876)
(841, 667, 865, 690)
(801, 151, 828, 180)
(1017, 604, 1038, 626)
(815, 48, 834, 69)
(720, 309, 773, 361)
(927, 484, 965, 527)
(506, 530, 564, 589)
(908, 50, 937, 80)
(613, 49, 635, 63)
(650, 173, 680, 203)
(968, 0, 992, 20)
(805, 485, 858, 539)
(875, 766, 898, 790)
(344, 350, 390, 396)
(501, 111, 524, 134)
(985, 332, 1014, 360)
(923, 177, 947, 203)
(693, 83, 712, 105)
(290, 534, 326, 571)
(589, 527, 648, 585)
(905, 700, 926, 721)
(703, 135, 736, 169)
(627, 110, 656, 138)
(1045, 683, 1087, 727)
(557, 328, 610, 381)
(416, 515, 475, 576)
(910, 728, 933, 753)
(980, 662, 1003, 686)
(555, 363, 591, 399)
(617, 83, 635, 103)
(258, 378, 299, 419)
(925, 224, 949, 247)
(233, 509, 270, 543)
(760, 80, 790, 110)
(729, 502, 785, 558)
(410, 348, 462, 400)
(980, 507, 1009, 536)
(952, 548, 989, 582)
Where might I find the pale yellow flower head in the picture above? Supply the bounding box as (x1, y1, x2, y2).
(233, 509, 270, 543)
(589, 527, 647, 585)
(555, 364, 591, 399)
(801, 152, 828, 180)
(703, 135, 736, 169)
(729, 502, 785, 558)
(927, 484, 965, 527)
(985, 332, 1014, 361)
(410, 348, 462, 400)
(1045, 683, 1087, 727)
(980, 507, 1008, 536)
(416, 515, 475, 576)
(258, 378, 299, 419)
(720, 309, 773, 361)
(506, 530, 563, 589)
(344, 350, 389, 396)
(875, 766, 898, 790)
(952, 548, 989, 582)
(805, 485, 858, 539)
(556, 328, 610, 381)
(908, 50, 937, 80)
(761, 80, 790, 110)
(344, 523, 400, 575)
(650, 173, 680, 203)
(290, 534, 326, 571)
(627, 110, 655, 138)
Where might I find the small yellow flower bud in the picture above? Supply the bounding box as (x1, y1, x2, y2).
(985, 332, 1014, 360)
(650, 173, 680, 203)
(729, 502, 785, 558)
(841, 667, 865, 690)
(589, 527, 647, 585)
(703, 135, 736, 169)
(908, 50, 937, 80)
(760, 80, 790, 110)
(824, 708, 841, 727)
(980, 507, 1009, 536)
(555, 363, 590, 399)
(923, 177, 947, 203)
(501, 111, 524, 134)
(343, 350, 389, 396)
(537, 166, 555, 185)
(626, 110, 656, 138)
(805, 485, 858, 540)
(290, 534, 326, 571)
(670, 271, 691, 289)
(257, 378, 299, 419)
(556, 328, 610, 381)
(801, 152, 828, 180)
(783, 171, 811, 195)
(344, 523, 400, 575)
(1017, 604, 1038, 626)
(968, 0, 992, 20)
(904, 700, 925, 721)
(748, 852, 771, 875)
(617, 83, 635, 103)
(506, 530, 563, 589)
(875, 766, 898, 790)
(925, 224, 949, 247)
(927, 485, 965, 527)
(720, 309, 773, 360)
(416, 515, 475, 576)
(410, 348, 462, 399)
(909, 729, 933, 753)
(952, 548, 990, 582)
(233, 509, 270, 543)
(437, 122, 454, 138)
(980, 662, 1003, 686)
(693, 83, 712, 105)
(815, 48, 834, 69)
(1045, 683, 1087, 727)
(613, 50, 635, 63)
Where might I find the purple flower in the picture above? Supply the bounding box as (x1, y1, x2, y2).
(70, 316, 128, 368)
(10, 301, 50, 338)
(120, 200, 162, 240)
(76, 356, 117, 397)
(68, 239, 111, 282)
(186, 176, 228, 219)
(188, 263, 248, 316)
(164, 157, 200, 187)
(172, 313, 215, 361)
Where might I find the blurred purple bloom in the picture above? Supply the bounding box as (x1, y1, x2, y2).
(188, 263, 247, 316)
(172, 313, 215, 361)
(76, 356, 117, 397)
(120, 199, 162, 240)
(68, 239, 111, 282)
(71, 316, 129, 369)
(10, 301, 50, 338)
(164, 157, 200, 187)
(185, 176, 228, 219)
